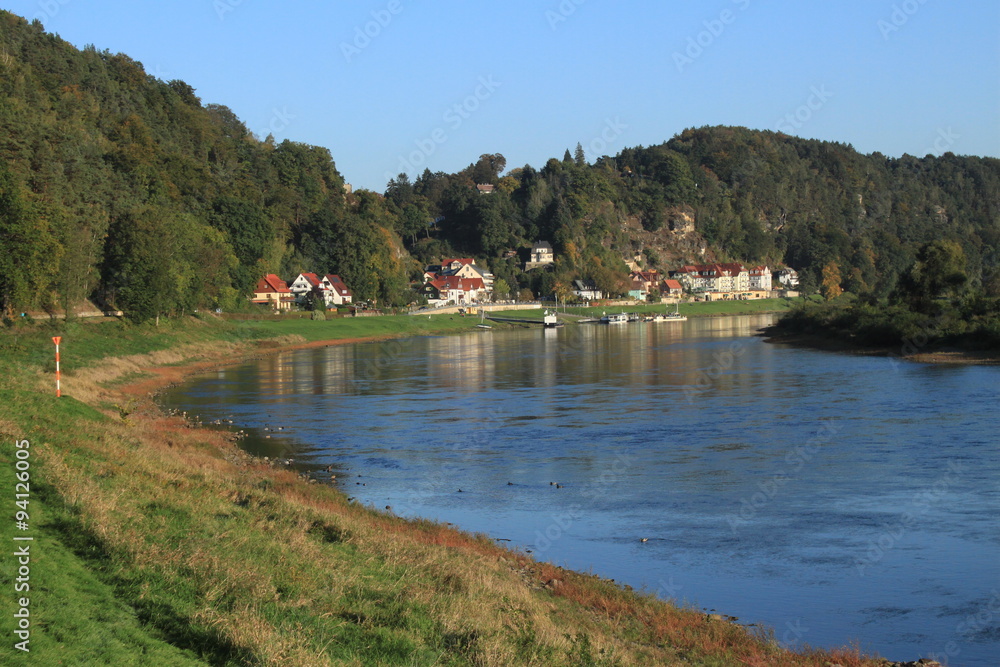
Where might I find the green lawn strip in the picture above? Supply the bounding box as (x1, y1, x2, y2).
(504, 298, 797, 321)
(0, 435, 208, 665)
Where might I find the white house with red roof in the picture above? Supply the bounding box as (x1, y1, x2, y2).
(252, 274, 294, 311)
(320, 274, 353, 305)
(289, 273, 322, 299)
(421, 275, 485, 306)
(424, 258, 494, 295)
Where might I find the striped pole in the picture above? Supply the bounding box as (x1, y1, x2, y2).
(52, 337, 61, 398)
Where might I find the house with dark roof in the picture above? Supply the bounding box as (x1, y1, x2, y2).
(321, 274, 353, 305)
(572, 279, 603, 301)
(525, 241, 554, 270)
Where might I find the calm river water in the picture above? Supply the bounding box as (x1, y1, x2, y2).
(162, 316, 1000, 665)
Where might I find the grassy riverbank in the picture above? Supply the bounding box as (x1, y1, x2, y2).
(1, 314, 886, 666)
(506, 297, 799, 322)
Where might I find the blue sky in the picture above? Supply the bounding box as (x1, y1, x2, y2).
(5, 0, 999, 191)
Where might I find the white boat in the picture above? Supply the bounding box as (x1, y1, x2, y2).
(600, 312, 629, 324)
(654, 303, 687, 322)
(543, 310, 562, 328)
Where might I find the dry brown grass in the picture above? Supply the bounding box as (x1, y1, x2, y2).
(15, 329, 891, 666)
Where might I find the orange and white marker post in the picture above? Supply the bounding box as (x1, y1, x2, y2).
(52, 336, 61, 397)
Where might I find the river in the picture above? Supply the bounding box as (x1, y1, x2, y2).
(161, 315, 1000, 666)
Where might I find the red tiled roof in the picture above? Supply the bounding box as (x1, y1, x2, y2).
(298, 272, 321, 287)
(256, 274, 290, 294)
(430, 276, 484, 292)
(664, 279, 683, 290)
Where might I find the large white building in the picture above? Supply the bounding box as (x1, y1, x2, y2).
(672, 263, 770, 294)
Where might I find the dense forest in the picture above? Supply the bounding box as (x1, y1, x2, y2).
(2, 11, 999, 322)
(0, 11, 408, 320)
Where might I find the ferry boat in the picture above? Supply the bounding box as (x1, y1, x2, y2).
(652, 304, 687, 322)
(600, 312, 629, 324)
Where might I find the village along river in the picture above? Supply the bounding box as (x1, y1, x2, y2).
(161, 315, 1000, 665)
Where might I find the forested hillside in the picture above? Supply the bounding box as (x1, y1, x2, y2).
(0, 11, 410, 320)
(2, 10, 999, 321)
(404, 130, 1000, 301)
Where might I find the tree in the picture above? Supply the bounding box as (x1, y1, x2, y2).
(820, 261, 843, 300)
(492, 278, 511, 301)
(895, 240, 968, 312)
(102, 206, 179, 322)
(399, 203, 428, 245)
(209, 197, 274, 294)
(385, 172, 414, 207)
(471, 153, 506, 184)
(574, 142, 586, 167)
(0, 165, 60, 316)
